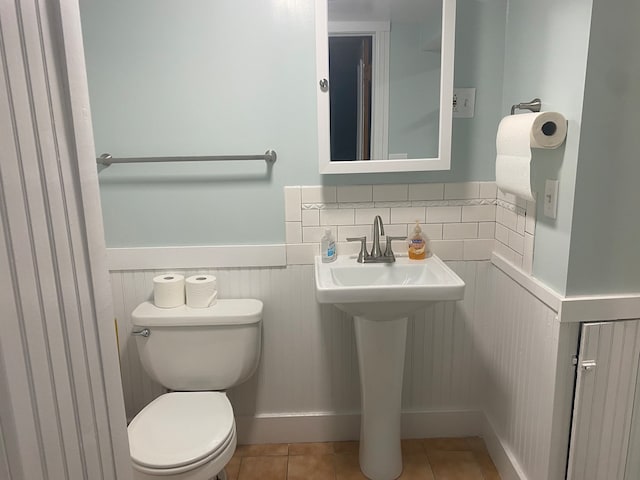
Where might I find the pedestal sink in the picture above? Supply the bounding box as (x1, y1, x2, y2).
(314, 255, 465, 480)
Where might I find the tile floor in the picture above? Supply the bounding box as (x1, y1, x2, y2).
(225, 437, 501, 480)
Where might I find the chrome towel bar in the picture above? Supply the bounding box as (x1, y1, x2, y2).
(97, 150, 277, 168)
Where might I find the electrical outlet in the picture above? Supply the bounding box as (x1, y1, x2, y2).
(453, 88, 476, 118)
(544, 179, 559, 219)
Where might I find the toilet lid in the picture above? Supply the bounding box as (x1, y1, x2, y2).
(128, 392, 234, 470)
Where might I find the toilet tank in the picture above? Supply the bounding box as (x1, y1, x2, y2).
(131, 299, 262, 391)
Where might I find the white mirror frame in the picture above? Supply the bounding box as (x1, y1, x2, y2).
(316, 0, 456, 174)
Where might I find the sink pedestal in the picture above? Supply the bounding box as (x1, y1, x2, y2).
(354, 315, 407, 480)
(315, 255, 466, 480)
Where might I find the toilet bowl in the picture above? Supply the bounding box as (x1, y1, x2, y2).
(127, 299, 263, 480)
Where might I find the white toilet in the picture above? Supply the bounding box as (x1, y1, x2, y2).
(127, 299, 263, 480)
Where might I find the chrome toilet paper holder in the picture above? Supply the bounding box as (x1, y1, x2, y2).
(511, 98, 542, 115)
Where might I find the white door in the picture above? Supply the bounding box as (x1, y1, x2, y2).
(567, 320, 640, 480)
(0, 0, 131, 478)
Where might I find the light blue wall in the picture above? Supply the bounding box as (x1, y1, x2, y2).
(81, 0, 507, 247)
(500, 0, 593, 294)
(565, 0, 640, 295)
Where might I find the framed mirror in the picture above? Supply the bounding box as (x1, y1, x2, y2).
(316, 0, 456, 174)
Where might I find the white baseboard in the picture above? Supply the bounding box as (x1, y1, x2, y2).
(482, 415, 527, 480)
(235, 409, 484, 445)
(236, 410, 525, 480)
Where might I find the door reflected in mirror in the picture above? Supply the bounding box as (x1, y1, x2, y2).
(330, 35, 373, 161)
(317, 0, 455, 174)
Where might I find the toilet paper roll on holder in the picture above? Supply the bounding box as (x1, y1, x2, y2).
(511, 98, 542, 115)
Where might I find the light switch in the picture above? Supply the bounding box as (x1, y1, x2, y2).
(544, 179, 559, 219)
(453, 88, 476, 118)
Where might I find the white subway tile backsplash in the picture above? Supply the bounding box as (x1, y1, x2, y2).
(464, 239, 495, 261)
(508, 230, 525, 255)
(286, 222, 302, 243)
(391, 207, 426, 224)
(283, 181, 536, 270)
(443, 223, 478, 240)
(336, 241, 362, 256)
(284, 186, 301, 222)
(305, 203, 338, 210)
(430, 240, 464, 260)
(337, 185, 372, 202)
(478, 222, 495, 239)
(462, 205, 496, 222)
(337, 225, 370, 242)
(422, 223, 443, 240)
(301, 209, 319, 226)
(320, 208, 355, 226)
(373, 184, 408, 201)
(494, 240, 517, 264)
(408, 183, 444, 201)
(375, 201, 412, 208)
(301, 186, 337, 204)
(500, 208, 518, 230)
(339, 202, 375, 209)
(444, 182, 480, 200)
(384, 224, 409, 237)
(479, 182, 498, 199)
(303, 226, 336, 243)
(426, 206, 461, 223)
(525, 201, 536, 234)
(523, 233, 535, 274)
(355, 208, 390, 225)
(495, 223, 510, 245)
(516, 212, 526, 235)
(497, 188, 517, 204)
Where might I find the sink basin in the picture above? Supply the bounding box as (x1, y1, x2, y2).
(314, 254, 465, 480)
(314, 254, 465, 319)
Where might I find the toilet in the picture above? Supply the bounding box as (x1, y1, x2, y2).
(127, 299, 263, 480)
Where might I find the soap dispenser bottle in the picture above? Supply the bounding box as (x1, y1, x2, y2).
(320, 228, 337, 263)
(407, 221, 429, 260)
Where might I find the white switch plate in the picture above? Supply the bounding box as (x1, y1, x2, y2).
(453, 88, 476, 118)
(544, 179, 559, 219)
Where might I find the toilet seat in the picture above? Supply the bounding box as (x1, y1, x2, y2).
(129, 392, 235, 475)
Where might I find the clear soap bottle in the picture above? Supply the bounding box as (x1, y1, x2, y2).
(320, 228, 337, 263)
(407, 221, 429, 260)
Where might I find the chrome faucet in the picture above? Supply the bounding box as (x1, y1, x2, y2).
(371, 215, 385, 258)
(347, 216, 406, 263)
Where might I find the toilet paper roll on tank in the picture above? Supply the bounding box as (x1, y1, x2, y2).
(153, 273, 218, 308)
(185, 275, 218, 308)
(153, 274, 185, 308)
(495, 111, 567, 201)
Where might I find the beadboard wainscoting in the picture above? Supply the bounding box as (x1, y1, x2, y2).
(109, 255, 580, 480)
(476, 264, 578, 480)
(110, 261, 485, 425)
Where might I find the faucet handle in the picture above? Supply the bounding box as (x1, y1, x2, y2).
(346, 236, 370, 263)
(384, 236, 407, 260)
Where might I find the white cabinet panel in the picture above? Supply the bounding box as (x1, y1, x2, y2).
(568, 320, 640, 480)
